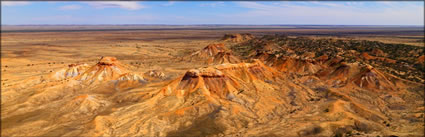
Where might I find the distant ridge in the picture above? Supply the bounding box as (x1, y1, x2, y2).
(2, 25, 422, 33)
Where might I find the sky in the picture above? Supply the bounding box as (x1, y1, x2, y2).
(1, 1, 424, 25)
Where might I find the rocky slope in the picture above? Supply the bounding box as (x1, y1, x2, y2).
(188, 43, 241, 65)
(1, 34, 423, 137)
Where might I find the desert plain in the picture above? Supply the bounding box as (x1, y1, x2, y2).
(1, 25, 424, 136)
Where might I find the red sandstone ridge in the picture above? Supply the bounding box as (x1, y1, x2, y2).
(361, 52, 396, 64)
(316, 62, 351, 87)
(160, 60, 280, 99)
(351, 65, 394, 90)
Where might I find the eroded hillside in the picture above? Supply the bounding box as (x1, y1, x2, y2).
(1, 33, 424, 137)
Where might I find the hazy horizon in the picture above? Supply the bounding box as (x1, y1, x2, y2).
(2, 24, 424, 26)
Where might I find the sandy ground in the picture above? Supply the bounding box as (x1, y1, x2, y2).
(1, 28, 422, 87)
(1, 28, 423, 136)
(1, 30, 222, 90)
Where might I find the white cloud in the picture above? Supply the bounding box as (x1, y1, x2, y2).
(200, 2, 225, 8)
(59, 5, 82, 10)
(84, 1, 145, 10)
(231, 2, 424, 25)
(1, 1, 30, 6)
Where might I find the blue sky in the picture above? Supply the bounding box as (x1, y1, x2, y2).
(1, 1, 424, 25)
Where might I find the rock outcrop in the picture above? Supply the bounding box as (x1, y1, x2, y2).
(222, 33, 255, 42)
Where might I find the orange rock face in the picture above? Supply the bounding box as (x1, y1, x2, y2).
(210, 52, 241, 64)
(361, 52, 375, 60)
(76, 57, 130, 82)
(161, 60, 279, 98)
(351, 65, 394, 90)
(2, 34, 424, 137)
(417, 55, 425, 64)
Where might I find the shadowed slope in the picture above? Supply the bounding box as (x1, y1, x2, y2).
(351, 65, 395, 90)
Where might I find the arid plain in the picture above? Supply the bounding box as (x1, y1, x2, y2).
(1, 26, 424, 136)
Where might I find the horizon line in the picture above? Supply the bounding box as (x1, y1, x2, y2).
(2, 24, 424, 26)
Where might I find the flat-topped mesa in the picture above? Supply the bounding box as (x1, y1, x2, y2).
(161, 60, 279, 98)
(97, 57, 118, 66)
(351, 65, 394, 90)
(77, 57, 127, 81)
(73, 57, 145, 85)
(162, 67, 238, 98)
(68, 64, 82, 67)
(184, 67, 225, 78)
